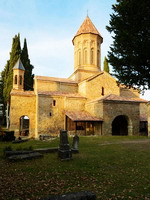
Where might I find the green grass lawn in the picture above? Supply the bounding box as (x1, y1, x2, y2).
(0, 136, 150, 200)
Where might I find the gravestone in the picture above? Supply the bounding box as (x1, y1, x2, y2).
(72, 134, 79, 153)
(58, 130, 72, 160)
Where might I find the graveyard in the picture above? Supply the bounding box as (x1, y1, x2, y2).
(0, 135, 150, 200)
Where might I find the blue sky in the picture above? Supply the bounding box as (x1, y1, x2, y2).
(0, 0, 149, 100)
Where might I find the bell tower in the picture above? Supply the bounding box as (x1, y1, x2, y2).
(13, 58, 25, 91)
(69, 16, 103, 82)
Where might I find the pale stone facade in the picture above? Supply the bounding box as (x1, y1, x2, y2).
(10, 16, 148, 138)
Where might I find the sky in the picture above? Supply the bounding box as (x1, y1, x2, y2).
(0, 0, 149, 100)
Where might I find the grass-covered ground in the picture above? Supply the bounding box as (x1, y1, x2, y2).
(0, 136, 150, 200)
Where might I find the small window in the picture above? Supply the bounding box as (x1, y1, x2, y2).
(78, 50, 81, 65)
(102, 87, 104, 96)
(91, 48, 94, 64)
(20, 75, 22, 85)
(49, 112, 52, 116)
(15, 75, 17, 84)
(53, 100, 56, 106)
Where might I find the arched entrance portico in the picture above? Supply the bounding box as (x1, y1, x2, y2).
(112, 115, 130, 136)
(20, 116, 29, 136)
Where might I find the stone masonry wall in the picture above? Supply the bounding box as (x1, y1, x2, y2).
(64, 97, 86, 111)
(86, 72, 120, 100)
(140, 102, 148, 117)
(37, 95, 86, 137)
(85, 101, 103, 119)
(38, 95, 65, 136)
(10, 94, 36, 138)
(102, 101, 140, 136)
(36, 80, 78, 93)
(120, 87, 140, 98)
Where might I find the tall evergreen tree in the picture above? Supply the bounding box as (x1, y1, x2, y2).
(103, 56, 110, 73)
(106, 0, 150, 89)
(2, 34, 21, 127)
(21, 38, 34, 90)
(2, 34, 21, 103)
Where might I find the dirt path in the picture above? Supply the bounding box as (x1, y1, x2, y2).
(99, 139, 150, 146)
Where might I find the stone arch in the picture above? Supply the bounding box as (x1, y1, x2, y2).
(20, 115, 30, 136)
(112, 115, 132, 136)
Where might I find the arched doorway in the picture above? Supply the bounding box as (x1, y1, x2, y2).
(20, 116, 29, 136)
(112, 115, 128, 136)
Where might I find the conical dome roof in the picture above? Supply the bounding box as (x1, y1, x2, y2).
(73, 16, 102, 41)
(13, 58, 25, 70)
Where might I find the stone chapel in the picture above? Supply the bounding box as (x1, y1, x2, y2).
(10, 16, 148, 138)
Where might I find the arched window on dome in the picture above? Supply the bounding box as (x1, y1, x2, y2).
(14, 75, 17, 84)
(78, 50, 81, 66)
(97, 50, 100, 66)
(84, 48, 87, 64)
(91, 48, 94, 64)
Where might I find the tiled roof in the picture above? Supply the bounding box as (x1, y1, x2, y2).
(73, 16, 102, 39)
(88, 94, 148, 103)
(140, 114, 148, 122)
(13, 58, 25, 70)
(35, 76, 77, 84)
(102, 94, 147, 103)
(11, 90, 35, 96)
(65, 110, 103, 122)
(38, 91, 86, 98)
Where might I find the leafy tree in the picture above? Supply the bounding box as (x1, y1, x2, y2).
(106, 0, 150, 89)
(103, 56, 110, 73)
(21, 38, 34, 91)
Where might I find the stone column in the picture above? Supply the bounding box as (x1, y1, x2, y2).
(128, 125, 133, 136)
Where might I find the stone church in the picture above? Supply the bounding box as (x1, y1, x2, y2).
(10, 16, 148, 138)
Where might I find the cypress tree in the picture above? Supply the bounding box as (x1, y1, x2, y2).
(2, 34, 21, 103)
(2, 34, 21, 128)
(21, 38, 34, 90)
(103, 56, 110, 73)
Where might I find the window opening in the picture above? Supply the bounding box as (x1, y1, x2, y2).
(91, 48, 94, 64)
(20, 75, 22, 85)
(15, 75, 17, 84)
(102, 87, 104, 96)
(53, 100, 56, 106)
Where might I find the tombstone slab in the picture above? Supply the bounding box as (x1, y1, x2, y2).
(72, 134, 79, 153)
(8, 152, 43, 161)
(58, 130, 72, 160)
